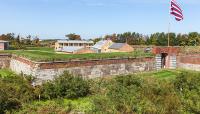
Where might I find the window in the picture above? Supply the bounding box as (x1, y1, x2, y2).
(64, 43, 69, 46)
(74, 43, 79, 46)
(59, 43, 63, 48)
(79, 43, 83, 46)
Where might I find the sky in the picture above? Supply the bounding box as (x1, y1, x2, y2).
(0, 0, 200, 39)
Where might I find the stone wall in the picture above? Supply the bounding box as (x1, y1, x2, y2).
(10, 56, 36, 75)
(0, 54, 11, 69)
(177, 54, 200, 71)
(9, 56, 155, 84)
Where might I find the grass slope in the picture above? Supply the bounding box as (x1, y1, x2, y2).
(0, 47, 153, 62)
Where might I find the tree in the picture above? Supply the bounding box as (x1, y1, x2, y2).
(0, 33, 15, 41)
(25, 35, 32, 45)
(92, 37, 103, 44)
(65, 33, 81, 40)
(104, 34, 118, 42)
(32, 36, 40, 46)
(188, 32, 199, 46)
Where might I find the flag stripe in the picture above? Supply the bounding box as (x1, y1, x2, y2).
(171, 8, 183, 17)
(171, 1, 182, 11)
(176, 18, 181, 21)
(170, 0, 183, 21)
(171, 12, 183, 19)
(171, 5, 183, 14)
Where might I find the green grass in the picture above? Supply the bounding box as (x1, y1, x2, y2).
(151, 69, 180, 79)
(134, 69, 180, 81)
(0, 69, 15, 78)
(0, 47, 153, 62)
(25, 47, 54, 52)
(16, 97, 94, 114)
(180, 46, 200, 54)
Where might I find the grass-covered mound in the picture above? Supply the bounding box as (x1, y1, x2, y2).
(0, 47, 153, 62)
(180, 46, 200, 54)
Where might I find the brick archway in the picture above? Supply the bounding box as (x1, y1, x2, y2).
(152, 47, 180, 69)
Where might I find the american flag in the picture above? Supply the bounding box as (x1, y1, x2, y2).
(170, 0, 183, 21)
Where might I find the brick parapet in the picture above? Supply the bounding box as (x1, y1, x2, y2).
(178, 54, 200, 65)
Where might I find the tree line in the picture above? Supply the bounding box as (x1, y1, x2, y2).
(94, 32, 200, 46)
(0, 33, 40, 49)
(1, 32, 200, 49)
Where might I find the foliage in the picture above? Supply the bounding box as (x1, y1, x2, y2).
(41, 71, 90, 99)
(174, 71, 200, 113)
(0, 69, 15, 78)
(0, 33, 42, 49)
(92, 75, 182, 113)
(0, 74, 36, 114)
(180, 46, 200, 54)
(65, 33, 81, 40)
(15, 97, 93, 114)
(104, 32, 200, 46)
(1, 32, 200, 47)
(90, 70, 200, 114)
(1, 69, 200, 114)
(92, 37, 103, 44)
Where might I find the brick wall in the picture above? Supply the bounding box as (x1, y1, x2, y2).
(177, 54, 200, 71)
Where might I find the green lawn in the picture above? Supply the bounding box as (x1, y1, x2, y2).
(0, 69, 15, 78)
(16, 97, 94, 114)
(180, 46, 200, 54)
(0, 47, 154, 62)
(25, 47, 54, 52)
(141, 69, 180, 80)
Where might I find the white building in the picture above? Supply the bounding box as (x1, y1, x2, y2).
(91, 40, 113, 53)
(55, 40, 94, 53)
(0, 40, 9, 50)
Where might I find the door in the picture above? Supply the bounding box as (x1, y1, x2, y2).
(170, 55, 177, 69)
(155, 54, 162, 70)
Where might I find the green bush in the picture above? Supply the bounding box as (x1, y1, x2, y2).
(92, 75, 182, 114)
(15, 97, 94, 114)
(15, 100, 71, 114)
(0, 75, 35, 114)
(42, 71, 90, 99)
(174, 71, 200, 113)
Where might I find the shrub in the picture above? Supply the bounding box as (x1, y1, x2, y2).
(174, 71, 200, 113)
(15, 100, 71, 114)
(0, 75, 35, 114)
(92, 75, 182, 114)
(42, 71, 90, 99)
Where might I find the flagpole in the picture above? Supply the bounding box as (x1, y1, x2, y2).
(168, 22, 170, 47)
(168, 0, 171, 47)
